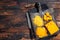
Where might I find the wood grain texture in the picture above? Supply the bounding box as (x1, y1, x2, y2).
(0, 0, 60, 40)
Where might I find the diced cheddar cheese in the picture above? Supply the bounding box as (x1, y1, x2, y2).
(43, 12, 52, 21)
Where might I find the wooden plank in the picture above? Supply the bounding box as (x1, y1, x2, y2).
(48, 2, 60, 8)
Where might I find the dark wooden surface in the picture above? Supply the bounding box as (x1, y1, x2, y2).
(0, 0, 60, 40)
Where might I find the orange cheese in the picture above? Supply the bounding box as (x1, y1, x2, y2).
(45, 21, 59, 35)
(36, 27, 48, 38)
(43, 12, 52, 21)
(33, 15, 44, 26)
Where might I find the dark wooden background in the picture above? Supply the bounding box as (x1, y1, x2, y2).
(0, 0, 60, 40)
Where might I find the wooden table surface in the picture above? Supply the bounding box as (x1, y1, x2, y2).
(0, 0, 60, 40)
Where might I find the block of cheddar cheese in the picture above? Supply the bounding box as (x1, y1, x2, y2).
(45, 21, 59, 35)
